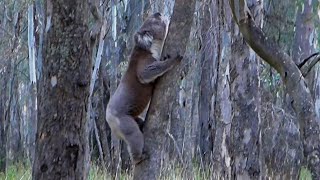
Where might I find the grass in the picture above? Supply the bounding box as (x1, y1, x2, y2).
(0, 163, 129, 180)
(0, 163, 314, 180)
(0, 163, 208, 180)
(299, 167, 312, 180)
(0, 164, 31, 180)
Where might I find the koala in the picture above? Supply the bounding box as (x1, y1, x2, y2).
(106, 12, 182, 165)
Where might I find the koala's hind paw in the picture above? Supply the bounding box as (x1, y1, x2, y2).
(133, 152, 149, 165)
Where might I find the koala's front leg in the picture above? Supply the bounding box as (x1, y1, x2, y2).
(138, 55, 183, 84)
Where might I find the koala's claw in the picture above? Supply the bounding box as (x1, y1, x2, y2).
(162, 53, 183, 63)
(162, 54, 171, 61)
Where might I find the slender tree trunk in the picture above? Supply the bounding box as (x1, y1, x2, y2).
(95, 61, 111, 169)
(229, 34, 261, 180)
(0, 2, 8, 171)
(28, 83, 37, 163)
(0, 84, 7, 173)
(197, 1, 214, 164)
(292, 0, 314, 65)
(207, 0, 233, 177)
(29, 3, 38, 164)
(228, 0, 262, 178)
(292, 0, 319, 110)
(32, 0, 91, 179)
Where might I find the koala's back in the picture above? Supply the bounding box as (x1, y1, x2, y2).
(108, 48, 154, 117)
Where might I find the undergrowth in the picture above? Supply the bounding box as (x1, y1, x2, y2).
(0, 163, 313, 180)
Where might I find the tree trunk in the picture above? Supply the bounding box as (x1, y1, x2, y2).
(0, 81, 7, 173)
(32, 0, 91, 179)
(228, 0, 262, 178)
(292, 0, 314, 65)
(28, 83, 37, 163)
(293, 0, 319, 111)
(133, 0, 196, 179)
(229, 0, 320, 178)
(208, 0, 233, 177)
(197, 1, 214, 164)
(94, 61, 111, 169)
(229, 35, 261, 180)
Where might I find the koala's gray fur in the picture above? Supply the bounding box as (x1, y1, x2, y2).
(106, 12, 182, 165)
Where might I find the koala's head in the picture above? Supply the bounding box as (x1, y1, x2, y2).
(134, 12, 169, 60)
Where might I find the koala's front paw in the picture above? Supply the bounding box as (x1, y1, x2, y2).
(162, 54, 171, 61)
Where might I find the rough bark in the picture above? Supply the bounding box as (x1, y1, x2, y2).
(230, 36, 261, 179)
(260, 102, 303, 179)
(228, 0, 262, 178)
(209, 0, 233, 177)
(0, 66, 8, 172)
(292, 0, 315, 65)
(197, 1, 214, 163)
(7, 74, 21, 165)
(28, 83, 37, 163)
(95, 67, 111, 169)
(0, 3, 10, 171)
(32, 0, 91, 179)
(230, 0, 320, 178)
(133, 0, 196, 179)
(292, 0, 320, 120)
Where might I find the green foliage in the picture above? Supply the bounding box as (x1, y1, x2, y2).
(299, 167, 312, 180)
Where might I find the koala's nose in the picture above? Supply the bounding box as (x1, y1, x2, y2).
(154, 12, 162, 18)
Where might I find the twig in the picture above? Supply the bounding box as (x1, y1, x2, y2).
(93, 119, 107, 171)
(166, 130, 184, 165)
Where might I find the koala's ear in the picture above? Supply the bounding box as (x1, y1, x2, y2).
(134, 31, 153, 50)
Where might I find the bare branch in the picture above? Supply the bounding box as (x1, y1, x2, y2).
(166, 130, 184, 165)
(299, 53, 320, 76)
(229, 1, 320, 178)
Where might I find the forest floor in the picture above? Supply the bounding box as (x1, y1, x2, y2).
(0, 163, 210, 180)
(0, 163, 312, 180)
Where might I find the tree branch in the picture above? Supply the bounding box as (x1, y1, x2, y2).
(299, 53, 320, 76)
(229, 0, 320, 178)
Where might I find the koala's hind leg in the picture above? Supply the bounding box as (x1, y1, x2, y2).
(118, 116, 148, 164)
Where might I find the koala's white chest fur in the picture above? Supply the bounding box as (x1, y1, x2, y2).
(150, 40, 163, 61)
(151, 16, 169, 61)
